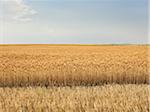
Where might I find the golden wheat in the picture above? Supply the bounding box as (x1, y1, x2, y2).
(0, 45, 149, 112)
(0, 84, 149, 112)
(0, 45, 149, 87)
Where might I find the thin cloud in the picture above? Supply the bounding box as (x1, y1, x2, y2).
(1, 0, 37, 22)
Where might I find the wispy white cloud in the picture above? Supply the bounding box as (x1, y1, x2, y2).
(0, 0, 37, 22)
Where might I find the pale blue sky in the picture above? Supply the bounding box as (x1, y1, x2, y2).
(0, 0, 148, 44)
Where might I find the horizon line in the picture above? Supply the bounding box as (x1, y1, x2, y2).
(0, 43, 149, 46)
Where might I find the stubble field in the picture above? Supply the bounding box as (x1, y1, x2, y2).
(0, 45, 149, 112)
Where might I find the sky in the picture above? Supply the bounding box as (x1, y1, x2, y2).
(0, 0, 148, 44)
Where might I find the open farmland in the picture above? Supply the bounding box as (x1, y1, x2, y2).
(0, 45, 149, 112)
(0, 45, 149, 87)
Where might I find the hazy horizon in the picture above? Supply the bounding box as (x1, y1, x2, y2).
(0, 0, 148, 44)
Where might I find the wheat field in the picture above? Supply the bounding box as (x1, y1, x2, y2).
(0, 45, 149, 86)
(0, 45, 149, 112)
